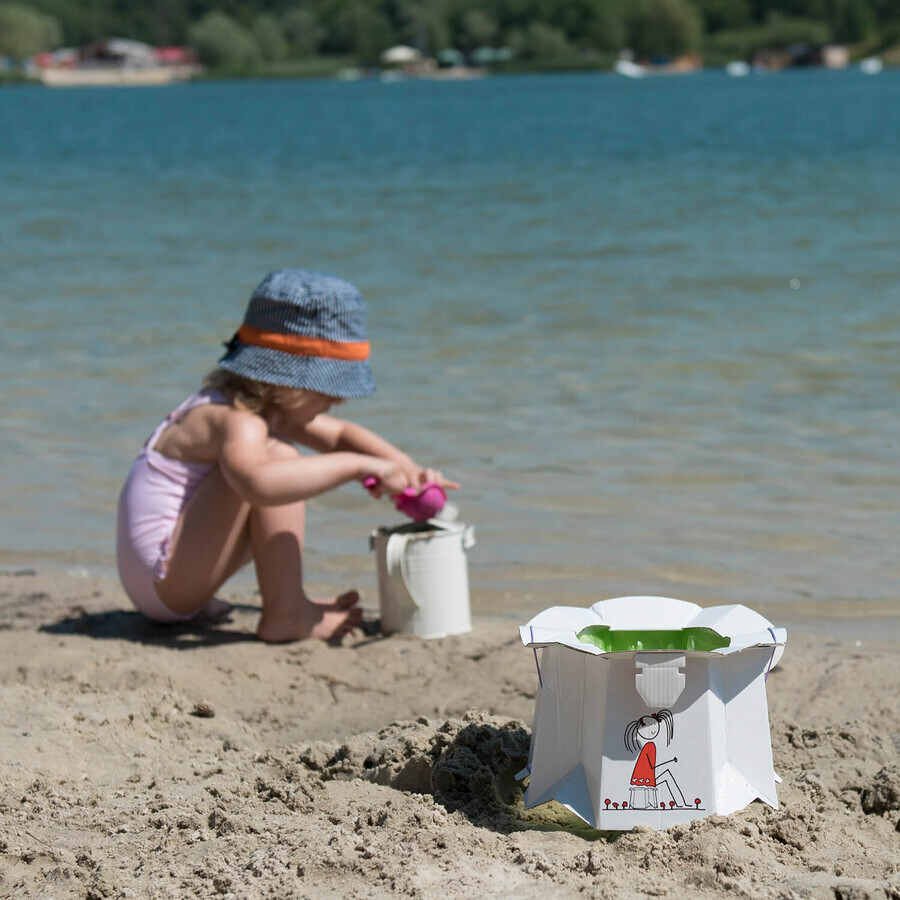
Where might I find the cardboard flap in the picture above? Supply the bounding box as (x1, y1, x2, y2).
(521, 597, 786, 659)
(591, 595, 702, 629)
(524, 763, 596, 825)
(519, 606, 604, 652)
(720, 762, 779, 812)
(688, 605, 777, 638)
(522, 606, 600, 632)
(554, 764, 595, 824)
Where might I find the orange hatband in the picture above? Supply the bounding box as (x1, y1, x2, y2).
(237, 324, 370, 362)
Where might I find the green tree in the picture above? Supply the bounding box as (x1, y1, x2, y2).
(692, 0, 753, 33)
(586, 0, 627, 52)
(756, 11, 831, 46)
(188, 10, 261, 68)
(508, 20, 572, 59)
(707, 13, 832, 59)
(395, 0, 449, 57)
(458, 8, 497, 49)
(252, 12, 287, 60)
(320, 1, 394, 64)
(625, 0, 702, 59)
(146, 0, 193, 46)
(0, 2, 61, 61)
(283, 6, 323, 56)
(831, 0, 875, 42)
(544, 0, 623, 50)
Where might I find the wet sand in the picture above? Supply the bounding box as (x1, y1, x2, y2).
(1, 569, 898, 899)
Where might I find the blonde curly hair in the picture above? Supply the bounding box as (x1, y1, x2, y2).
(203, 369, 309, 414)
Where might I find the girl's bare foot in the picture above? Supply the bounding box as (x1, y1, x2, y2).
(310, 591, 360, 610)
(256, 591, 363, 643)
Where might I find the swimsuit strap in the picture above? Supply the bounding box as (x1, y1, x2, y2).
(142, 389, 226, 451)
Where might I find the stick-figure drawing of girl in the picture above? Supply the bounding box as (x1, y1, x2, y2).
(624, 709, 688, 808)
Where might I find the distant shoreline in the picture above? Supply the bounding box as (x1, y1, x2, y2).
(4, 56, 894, 90)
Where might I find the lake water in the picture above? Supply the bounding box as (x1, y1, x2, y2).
(2, 68, 900, 621)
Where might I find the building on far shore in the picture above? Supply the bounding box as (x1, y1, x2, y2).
(31, 38, 200, 87)
(751, 42, 850, 71)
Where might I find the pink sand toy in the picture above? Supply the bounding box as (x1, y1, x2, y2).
(364, 478, 447, 522)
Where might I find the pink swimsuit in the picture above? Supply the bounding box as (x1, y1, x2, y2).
(116, 390, 224, 622)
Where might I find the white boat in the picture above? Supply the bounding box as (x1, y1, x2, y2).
(40, 64, 197, 87)
(725, 61, 750, 77)
(37, 38, 199, 87)
(859, 57, 883, 75)
(614, 59, 646, 78)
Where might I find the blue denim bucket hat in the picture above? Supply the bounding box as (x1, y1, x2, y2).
(218, 269, 376, 398)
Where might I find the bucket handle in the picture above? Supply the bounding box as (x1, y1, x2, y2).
(385, 525, 475, 613)
(386, 532, 418, 612)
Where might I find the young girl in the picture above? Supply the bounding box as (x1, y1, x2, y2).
(116, 268, 458, 643)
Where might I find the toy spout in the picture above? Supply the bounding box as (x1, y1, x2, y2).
(363, 478, 448, 522)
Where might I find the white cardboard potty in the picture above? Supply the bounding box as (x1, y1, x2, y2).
(369, 520, 475, 639)
(518, 596, 787, 831)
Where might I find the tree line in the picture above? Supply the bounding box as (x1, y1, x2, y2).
(2, 0, 899, 70)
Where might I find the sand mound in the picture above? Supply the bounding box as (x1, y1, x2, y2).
(2, 572, 900, 898)
(3, 706, 900, 899)
(285, 711, 532, 825)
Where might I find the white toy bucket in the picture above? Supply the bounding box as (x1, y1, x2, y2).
(369, 520, 475, 639)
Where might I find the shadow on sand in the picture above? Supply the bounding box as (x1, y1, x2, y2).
(39, 603, 261, 648)
(39, 604, 385, 649)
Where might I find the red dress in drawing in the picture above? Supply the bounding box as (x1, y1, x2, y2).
(630, 742, 657, 786)
(623, 709, 688, 807)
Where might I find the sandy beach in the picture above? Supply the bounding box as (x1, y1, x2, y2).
(0, 570, 898, 899)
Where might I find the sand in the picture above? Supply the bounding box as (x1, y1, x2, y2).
(1, 569, 899, 900)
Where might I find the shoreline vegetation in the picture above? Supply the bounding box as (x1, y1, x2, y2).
(2, 0, 900, 87)
(0, 49, 895, 89)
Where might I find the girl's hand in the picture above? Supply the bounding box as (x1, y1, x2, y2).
(416, 468, 460, 491)
(361, 459, 461, 497)
(359, 458, 411, 497)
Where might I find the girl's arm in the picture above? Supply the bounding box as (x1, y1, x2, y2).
(218, 411, 409, 505)
(292, 414, 416, 469)
(290, 414, 460, 491)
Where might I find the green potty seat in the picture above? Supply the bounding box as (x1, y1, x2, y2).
(576, 625, 730, 653)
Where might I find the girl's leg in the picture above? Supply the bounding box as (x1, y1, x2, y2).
(155, 439, 361, 642)
(154, 466, 253, 614)
(250, 492, 362, 643)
